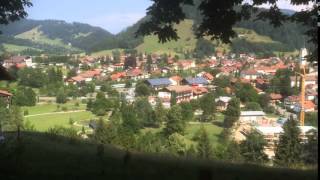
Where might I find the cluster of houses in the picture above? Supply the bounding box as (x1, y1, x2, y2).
(1, 49, 317, 159)
(1, 56, 34, 69)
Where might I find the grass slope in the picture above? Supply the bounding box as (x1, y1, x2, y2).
(128, 19, 290, 56)
(25, 111, 94, 132)
(136, 20, 197, 55)
(3, 43, 42, 53)
(0, 132, 317, 180)
(14, 26, 82, 52)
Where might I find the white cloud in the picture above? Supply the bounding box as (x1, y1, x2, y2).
(244, 0, 314, 11)
(84, 12, 145, 34)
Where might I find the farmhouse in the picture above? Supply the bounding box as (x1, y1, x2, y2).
(164, 85, 193, 104)
(3, 56, 33, 68)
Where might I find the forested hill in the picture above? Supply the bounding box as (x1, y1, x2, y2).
(91, 6, 308, 56)
(0, 19, 116, 54)
(0, 6, 309, 56)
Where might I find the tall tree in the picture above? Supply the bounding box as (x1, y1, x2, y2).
(0, 0, 32, 29)
(154, 98, 167, 125)
(197, 126, 214, 159)
(274, 117, 303, 167)
(121, 104, 141, 134)
(180, 102, 194, 122)
(9, 106, 24, 140)
(134, 97, 156, 127)
(240, 130, 268, 164)
(166, 133, 188, 156)
(199, 93, 216, 122)
(146, 54, 153, 72)
(163, 105, 185, 136)
(223, 98, 240, 128)
(135, 82, 151, 97)
(301, 129, 318, 166)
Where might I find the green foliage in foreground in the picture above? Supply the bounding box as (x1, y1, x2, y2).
(0, 132, 317, 180)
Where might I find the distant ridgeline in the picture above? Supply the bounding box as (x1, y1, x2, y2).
(0, 6, 310, 56)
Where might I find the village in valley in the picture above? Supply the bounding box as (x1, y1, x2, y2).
(0, 47, 318, 161)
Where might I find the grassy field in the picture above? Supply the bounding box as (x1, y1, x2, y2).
(185, 123, 223, 146)
(22, 102, 92, 132)
(141, 121, 223, 147)
(22, 102, 86, 115)
(25, 111, 95, 132)
(136, 20, 197, 55)
(3, 43, 42, 53)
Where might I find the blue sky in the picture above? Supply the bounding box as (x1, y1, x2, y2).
(26, 0, 313, 34)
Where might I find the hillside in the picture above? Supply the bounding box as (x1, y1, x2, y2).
(91, 7, 307, 57)
(0, 6, 308, 56)
(0, 19, 115, 54)
(0, 132, 317, 180)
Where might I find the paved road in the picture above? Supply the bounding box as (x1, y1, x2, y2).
(24, 110, 86, 117)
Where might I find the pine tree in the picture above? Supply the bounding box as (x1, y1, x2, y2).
(274, 117, 303, 167)
(223, 98, 240, 128)
(240, 130, 268, 164)
(9, 106, 24, 140)
(163, 105, 185, 136)
(170, 91, 177, 106)
(302, 129, 318, 166)
(154, 98, 167, 125)
(197, 126, 214, 159)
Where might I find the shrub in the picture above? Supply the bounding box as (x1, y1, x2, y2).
(23, 109, 29, 116)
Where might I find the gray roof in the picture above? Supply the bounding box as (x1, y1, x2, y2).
(184, 77, 208, 85)
(147, 78, 172, 86)
(240, 111, 266, 116)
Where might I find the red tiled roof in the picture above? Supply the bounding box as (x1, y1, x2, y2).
(70, 76, 85, 82)
(192, 86, 208, 95)
(269, 93, 282, 100)
(111, 72, 125, 81)
(203, 73, 214, 81)
(166, 85, 193, 93)
(241, 69, 258, 75)
(304, 101, 316, 110)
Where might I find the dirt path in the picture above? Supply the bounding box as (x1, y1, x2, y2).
(24, 110, 86, 117)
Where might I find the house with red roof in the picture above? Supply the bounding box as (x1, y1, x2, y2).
(175, 60, 195, 70)
(202, 72, 214, 82)
(111, 72, 126, 81)
(161, 85, 193, 104)
(126, 68, 148, 81)
(293, 100, 316, 112)
(240, 69, 260, 80)
(3, 56, 33, 68)
(290, 75, 318, 88)
(169, 76, 183, 86)
(269, 93, 283, 105)
(192, 86, 208, 99)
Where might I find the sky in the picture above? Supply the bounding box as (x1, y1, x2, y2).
(26, 0, 314, 34)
